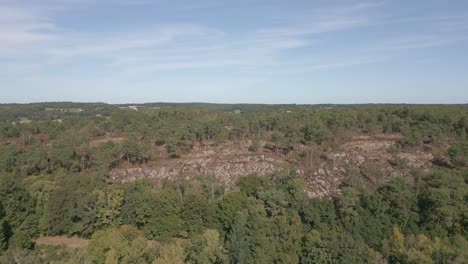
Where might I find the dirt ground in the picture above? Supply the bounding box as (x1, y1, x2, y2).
(35, 236, 89, 249)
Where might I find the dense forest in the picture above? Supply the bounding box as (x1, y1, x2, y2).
(0, 103, 467, 263)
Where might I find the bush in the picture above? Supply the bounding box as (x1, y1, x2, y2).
(248, 139, 260, 152)
(448, 142, 468, 167)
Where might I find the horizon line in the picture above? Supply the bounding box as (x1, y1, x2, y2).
(1, 101, 467, 106)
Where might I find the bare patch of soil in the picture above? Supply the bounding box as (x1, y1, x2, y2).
(35, 236, 89, 249)
(89, 134, 126, 147)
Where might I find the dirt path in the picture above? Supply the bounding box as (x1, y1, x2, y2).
(35, 236, 89, 248)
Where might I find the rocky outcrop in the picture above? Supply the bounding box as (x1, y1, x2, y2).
(110, 141, 288, 189)
(301, 135, 435, 198)
(110, 134, 440, 198)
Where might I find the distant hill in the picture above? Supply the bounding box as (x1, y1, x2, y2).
(0, 102, 467, 122)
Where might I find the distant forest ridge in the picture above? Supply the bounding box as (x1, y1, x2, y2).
(1, 102, 467, 121)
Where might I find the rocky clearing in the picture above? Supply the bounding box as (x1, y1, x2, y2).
(110, 133, 443, 198)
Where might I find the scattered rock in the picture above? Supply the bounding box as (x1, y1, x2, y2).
(110, 134, 442, 199)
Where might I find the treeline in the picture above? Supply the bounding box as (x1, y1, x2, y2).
(0, 102, 116, 122)
(0, 171, 467, 263)
(0, 102, 299, 122)
(1, 106, 468, 167)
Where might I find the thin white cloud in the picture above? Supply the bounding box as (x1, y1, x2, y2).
(0, 0, 467, 81)
(256, 18, 367, 38)
(0, 5, 58, 57)
(46, 24, 222, 58)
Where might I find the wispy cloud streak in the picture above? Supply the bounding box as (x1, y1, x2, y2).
(0, 0, 467, 79)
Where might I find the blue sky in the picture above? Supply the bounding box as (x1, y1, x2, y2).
(1, 0, 467, 104)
